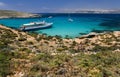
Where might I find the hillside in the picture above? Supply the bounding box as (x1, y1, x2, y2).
(0, 10, 40, 18)
(0, 25, 120, 77)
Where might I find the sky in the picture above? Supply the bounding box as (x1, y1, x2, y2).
(0, 0, 120, 13)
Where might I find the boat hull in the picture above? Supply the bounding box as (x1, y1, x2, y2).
(20, 23, 53, 31)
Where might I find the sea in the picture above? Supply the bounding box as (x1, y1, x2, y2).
(0, 13, 120, 38)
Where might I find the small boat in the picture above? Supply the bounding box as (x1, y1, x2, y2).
(48, 16, 53, 18)
(68, 18, 73, 22)
(68, 13, 73, 22)
(19, 21, 53, 31)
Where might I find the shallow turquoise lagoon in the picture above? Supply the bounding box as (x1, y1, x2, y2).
(0, 14, 120, 38)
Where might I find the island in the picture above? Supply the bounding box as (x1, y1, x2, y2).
(0, 10, 40, 18)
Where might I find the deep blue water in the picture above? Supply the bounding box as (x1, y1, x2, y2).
(0, 13, 120, 38)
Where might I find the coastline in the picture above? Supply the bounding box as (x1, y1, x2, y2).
(0, 24, 120, 40)
(1, 24, 120, 52)
(1, 13, 120, 38)
(0, 0, 120, 76)
(0, 10, 41, 19)
(0, 24, 120, 77)
(0, 15, 41, 19)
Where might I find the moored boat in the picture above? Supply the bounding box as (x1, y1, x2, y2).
(68, 18, 74, 22)
(19, 21, 53, 31)
(48, 16, 53, 18)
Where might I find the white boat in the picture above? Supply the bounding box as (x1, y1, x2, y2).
(20, 21, 53, 31)
(48, 16, 53, 18)
(68, 13, 73, 22)
(68, 18, 74, 22)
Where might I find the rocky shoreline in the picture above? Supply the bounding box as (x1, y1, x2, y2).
(0, 24, 120, 53)
(0, 25, 120, 77)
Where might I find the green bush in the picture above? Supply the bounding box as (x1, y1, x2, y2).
(0, 52, 11, 77)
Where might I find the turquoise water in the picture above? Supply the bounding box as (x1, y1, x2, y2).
(0, 14, 120, 38)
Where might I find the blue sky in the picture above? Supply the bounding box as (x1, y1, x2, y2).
(0, 0, 120, 13)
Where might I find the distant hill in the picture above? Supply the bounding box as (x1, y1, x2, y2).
(62, 9, 120, 14)
(0, 10, 40, 18)
(75, 10, 120, 14)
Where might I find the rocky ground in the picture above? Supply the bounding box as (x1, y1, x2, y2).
(0, 25, 120, 77)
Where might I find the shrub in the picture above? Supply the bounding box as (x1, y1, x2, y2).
(18, 37, 26, 41)
(0, 52, 11, 77)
